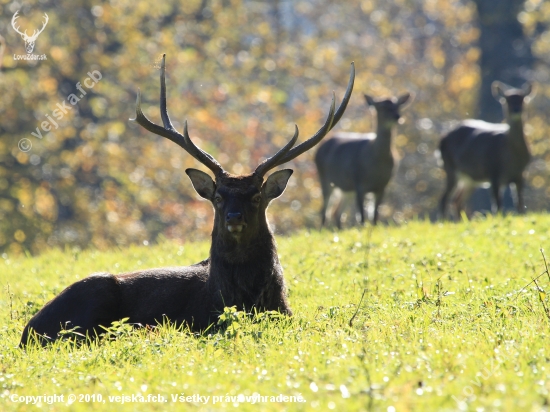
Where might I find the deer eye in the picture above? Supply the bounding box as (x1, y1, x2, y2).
(252, 194, 261, 205)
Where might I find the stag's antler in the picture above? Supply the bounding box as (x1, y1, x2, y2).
(131, 55, 355, 179)
(254, 62, 355, 177)
(131, 54, 226, 176)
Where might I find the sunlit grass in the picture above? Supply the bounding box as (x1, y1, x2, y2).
(2, 215, 550, 411)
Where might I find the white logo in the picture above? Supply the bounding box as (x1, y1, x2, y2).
(11, 10, 48, 54)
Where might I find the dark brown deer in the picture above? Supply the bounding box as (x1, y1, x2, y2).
(438, 81, 533, 219)
(314, 92, 412, 227)
(20, 55, 355, 346)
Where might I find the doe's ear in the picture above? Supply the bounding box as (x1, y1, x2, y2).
(397, 92, 414, 109)
(364, 94, 376, 107)
(491, 81, 507, 100)
(521, 82, 534, 100)
(185, 168, 216, 200)
(262, 169, 293, 202)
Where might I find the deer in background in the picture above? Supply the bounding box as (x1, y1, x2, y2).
(438, 81, 533, 219)
(315, 92, 412, 227)
(20, 55, 355, 346)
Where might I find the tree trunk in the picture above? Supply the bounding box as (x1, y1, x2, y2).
(474, 0, 533, 122)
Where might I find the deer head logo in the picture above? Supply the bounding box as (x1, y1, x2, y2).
(11, 10, 49, 54)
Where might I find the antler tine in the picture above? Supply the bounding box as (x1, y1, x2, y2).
(131, 88, 180, 142)
(130, 54, 224, 176)
(329, 62, 355, 132)
(270, 62, 355, 169)
(159, 54, 173, 130)
(182, 121, 225, 174)
(253, 125, 299, 178)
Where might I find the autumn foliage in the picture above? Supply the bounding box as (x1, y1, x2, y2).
(1, 0, 549, 254)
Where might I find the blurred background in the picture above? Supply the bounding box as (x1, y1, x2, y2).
(1, 0, 549, 255)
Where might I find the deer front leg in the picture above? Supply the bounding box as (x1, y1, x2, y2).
(439, 169, 457, 220)
(332, 195, 344, 229)
(373, 190, 385, 225)
(513, 179, 526, 214)
(355, 187, 366, 225)
(319, 178, 333, 227)
(490, 176, 503, 213)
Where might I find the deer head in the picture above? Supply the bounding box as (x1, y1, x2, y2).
(131, 55, 354, 255)
(11, 11, 49, 54)
(364, 93, 413, 127)
(492, 81, 533, 118)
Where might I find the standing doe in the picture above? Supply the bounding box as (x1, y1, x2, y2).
(438, 81, 533, 219)
(314, 92, 412, 227)
(20, 55, 355, 346)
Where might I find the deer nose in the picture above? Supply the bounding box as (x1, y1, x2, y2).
(226, 212, 244, 234)
(226, 212, 243, 223)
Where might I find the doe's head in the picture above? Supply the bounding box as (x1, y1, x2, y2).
(364, 93, 413, 126)
(492, 81, 533, 116)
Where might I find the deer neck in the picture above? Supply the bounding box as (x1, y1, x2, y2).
(373, 120, 395, 154)
(206, 223, 281, 309)
(506, 114, 528, 152)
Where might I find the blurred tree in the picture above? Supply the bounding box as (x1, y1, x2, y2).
(1, 0, 549, 255)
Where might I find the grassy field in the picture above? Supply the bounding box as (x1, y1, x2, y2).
(2, 215, 550, 411)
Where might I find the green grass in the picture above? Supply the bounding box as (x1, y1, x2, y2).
(2, 215, 550, 411)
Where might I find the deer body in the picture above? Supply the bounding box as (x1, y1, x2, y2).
(438, 82, 532, 218)
(315, 93, 411, 226)
(22, 237, 286, 344)
(20, 56, 354, 346)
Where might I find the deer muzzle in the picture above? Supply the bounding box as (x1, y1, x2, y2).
(227, 224, 244, 233)
(226, 212, 245, 233)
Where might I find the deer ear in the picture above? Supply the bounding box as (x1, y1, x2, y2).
(491, 81, 507, 99)
(262, 169, 293, 201)
(364, 94, 376, 107)
(521, 82, 534, 99)
(186, 168, 216, 200)
(397, 92, 414, 109)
